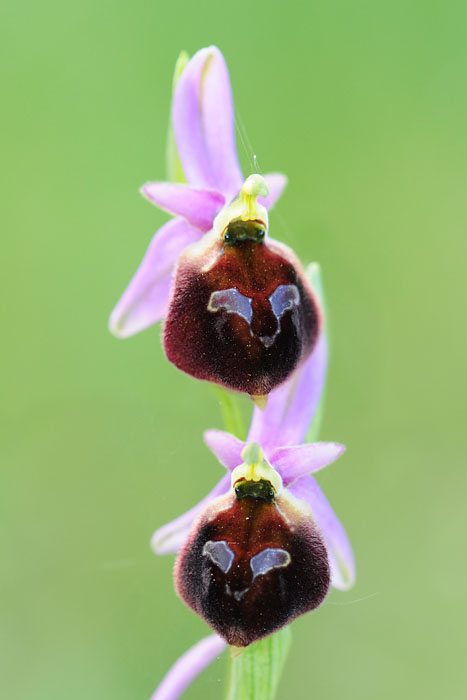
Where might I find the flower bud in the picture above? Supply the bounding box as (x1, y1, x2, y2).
(174, 454, 330, 646)
(163, 176, 321, 397)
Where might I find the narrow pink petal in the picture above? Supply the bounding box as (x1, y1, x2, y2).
(109, 218, 202, 338)
(150, 634, 226, 700)
(142, 183, 225, 232)
(172, 46, 243, 198)
(270, 442, 346, 485)
(258, 173, 288, 210)
(289, 475, 355, 590)
(248, 333, 328, 451)
(203, 430, 245, 470)
(151, 474, 231, 555)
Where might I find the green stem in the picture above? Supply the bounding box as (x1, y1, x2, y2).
(213, 386, 246, 440)
(225, 627, 291, 700)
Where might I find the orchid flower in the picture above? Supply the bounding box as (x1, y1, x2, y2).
(149, 332, 355, 699)
(109, 46, 322, 398)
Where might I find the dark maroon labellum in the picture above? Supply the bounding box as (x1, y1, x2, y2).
(163, 221, 321, 396)
(175, 480, 330, 647)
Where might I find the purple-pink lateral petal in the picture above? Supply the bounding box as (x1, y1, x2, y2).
(109, 218, 202, 338)
(172, 46, 243, 199)
(258, 173, 288, 211)
(289, 474, 355, 590)
(150, 634, 226, 700)
(203, 429, 245, 470)
(141, 183, 225, 232)
(269, 442, 346, 485)
(151, 474, 231, 555)
(248, 332, 327, 451)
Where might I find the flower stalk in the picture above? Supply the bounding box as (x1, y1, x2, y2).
(213, 386, 246, 442)
(225, 627, 291, 700)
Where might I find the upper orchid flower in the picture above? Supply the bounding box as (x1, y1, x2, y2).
(109, 46, 322, 399)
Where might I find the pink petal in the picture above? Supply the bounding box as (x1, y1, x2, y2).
(258, 173, 288, 210)
(150, 634, 226, 700)
(172, 46, 243, 199)
(269, 442, 346, 485)
(203, 430, 245, 470)
(141, 183, 225, 232)
(248, 332, 328, 451)
(289, 475, 355, 590)
(151, 474, 231, 555)
(109, 218, 202, 338)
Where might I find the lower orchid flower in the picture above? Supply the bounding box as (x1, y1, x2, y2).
(109, 46, 322, 400)
(175, 441, 334, 647)
(149, 335, 355, 699)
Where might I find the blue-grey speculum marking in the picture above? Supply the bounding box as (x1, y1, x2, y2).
(202, 540, 235, 574)
(203, 541, 292, 601)
(207, 284, 300, 348)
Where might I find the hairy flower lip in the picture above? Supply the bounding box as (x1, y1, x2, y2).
(175, 480, 331, 646)
(162, 229, 322, 396)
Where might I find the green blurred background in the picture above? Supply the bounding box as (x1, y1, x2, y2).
(2, 1, 467, 698)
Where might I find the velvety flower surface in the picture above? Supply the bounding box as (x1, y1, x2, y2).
(175, 441, 332, 646)
(109, 46, 322, 396)
(148, 333, 355, 699)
